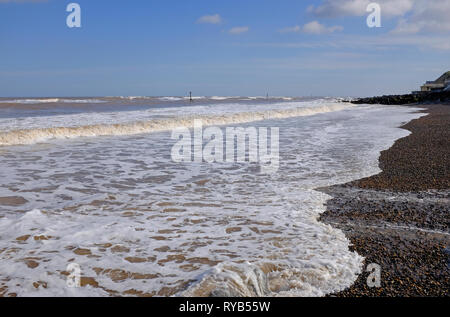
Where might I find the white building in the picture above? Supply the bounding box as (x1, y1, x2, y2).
(420, 71, 450, 92)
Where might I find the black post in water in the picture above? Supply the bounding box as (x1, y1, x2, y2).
(189, 91, 192, 102)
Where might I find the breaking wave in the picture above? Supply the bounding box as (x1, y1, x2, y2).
(1, 98, 106, 104)
(0, 103, 352, 146)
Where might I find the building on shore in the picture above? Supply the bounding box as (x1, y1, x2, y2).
(415, 71, 450, 93)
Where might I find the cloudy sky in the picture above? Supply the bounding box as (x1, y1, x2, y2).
(0, 0, 449, 97)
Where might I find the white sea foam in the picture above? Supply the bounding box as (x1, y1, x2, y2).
(0, 102, 352, 146)
(0, 100, 425, 297)
(158, 97, 183, 101)
(1, 98, 106, 104)
(183, 96, 206, 101)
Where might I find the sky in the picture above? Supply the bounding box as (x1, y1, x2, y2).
(0, 0, 449, 97)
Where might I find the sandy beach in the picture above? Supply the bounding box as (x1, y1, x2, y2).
(320, 104, 450, 297)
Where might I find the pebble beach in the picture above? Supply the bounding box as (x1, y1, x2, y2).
(320, 104, 450, 297)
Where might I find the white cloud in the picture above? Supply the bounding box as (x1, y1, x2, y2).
(302, 21, 343, 34)
(279, 25, 301, 33)
(196, 14, 222, 24)
(365, 33, 450, 50)
(229, 26, 249, 35)
(308, 0, 414, 17)
(392, 0, 450, 34)
(248, 33, 450, 51)
(308, 0, 450, 35)
(279, 22, 343, 35)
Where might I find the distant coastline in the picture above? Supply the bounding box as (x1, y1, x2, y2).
(349, 71, 450, 106)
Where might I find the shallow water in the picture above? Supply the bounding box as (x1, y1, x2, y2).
(0, 98, 424, 296)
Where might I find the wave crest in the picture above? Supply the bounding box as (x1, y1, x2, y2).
(0, 103, 352, 146)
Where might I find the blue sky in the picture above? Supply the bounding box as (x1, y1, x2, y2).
(0, 0, 449, 97)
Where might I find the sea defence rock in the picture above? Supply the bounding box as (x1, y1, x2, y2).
(349, 91, 450, 105)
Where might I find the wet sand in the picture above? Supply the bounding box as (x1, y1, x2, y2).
(320, 104, 450, 297)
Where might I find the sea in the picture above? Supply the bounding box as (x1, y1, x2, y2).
(0, 96, 424, 296)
